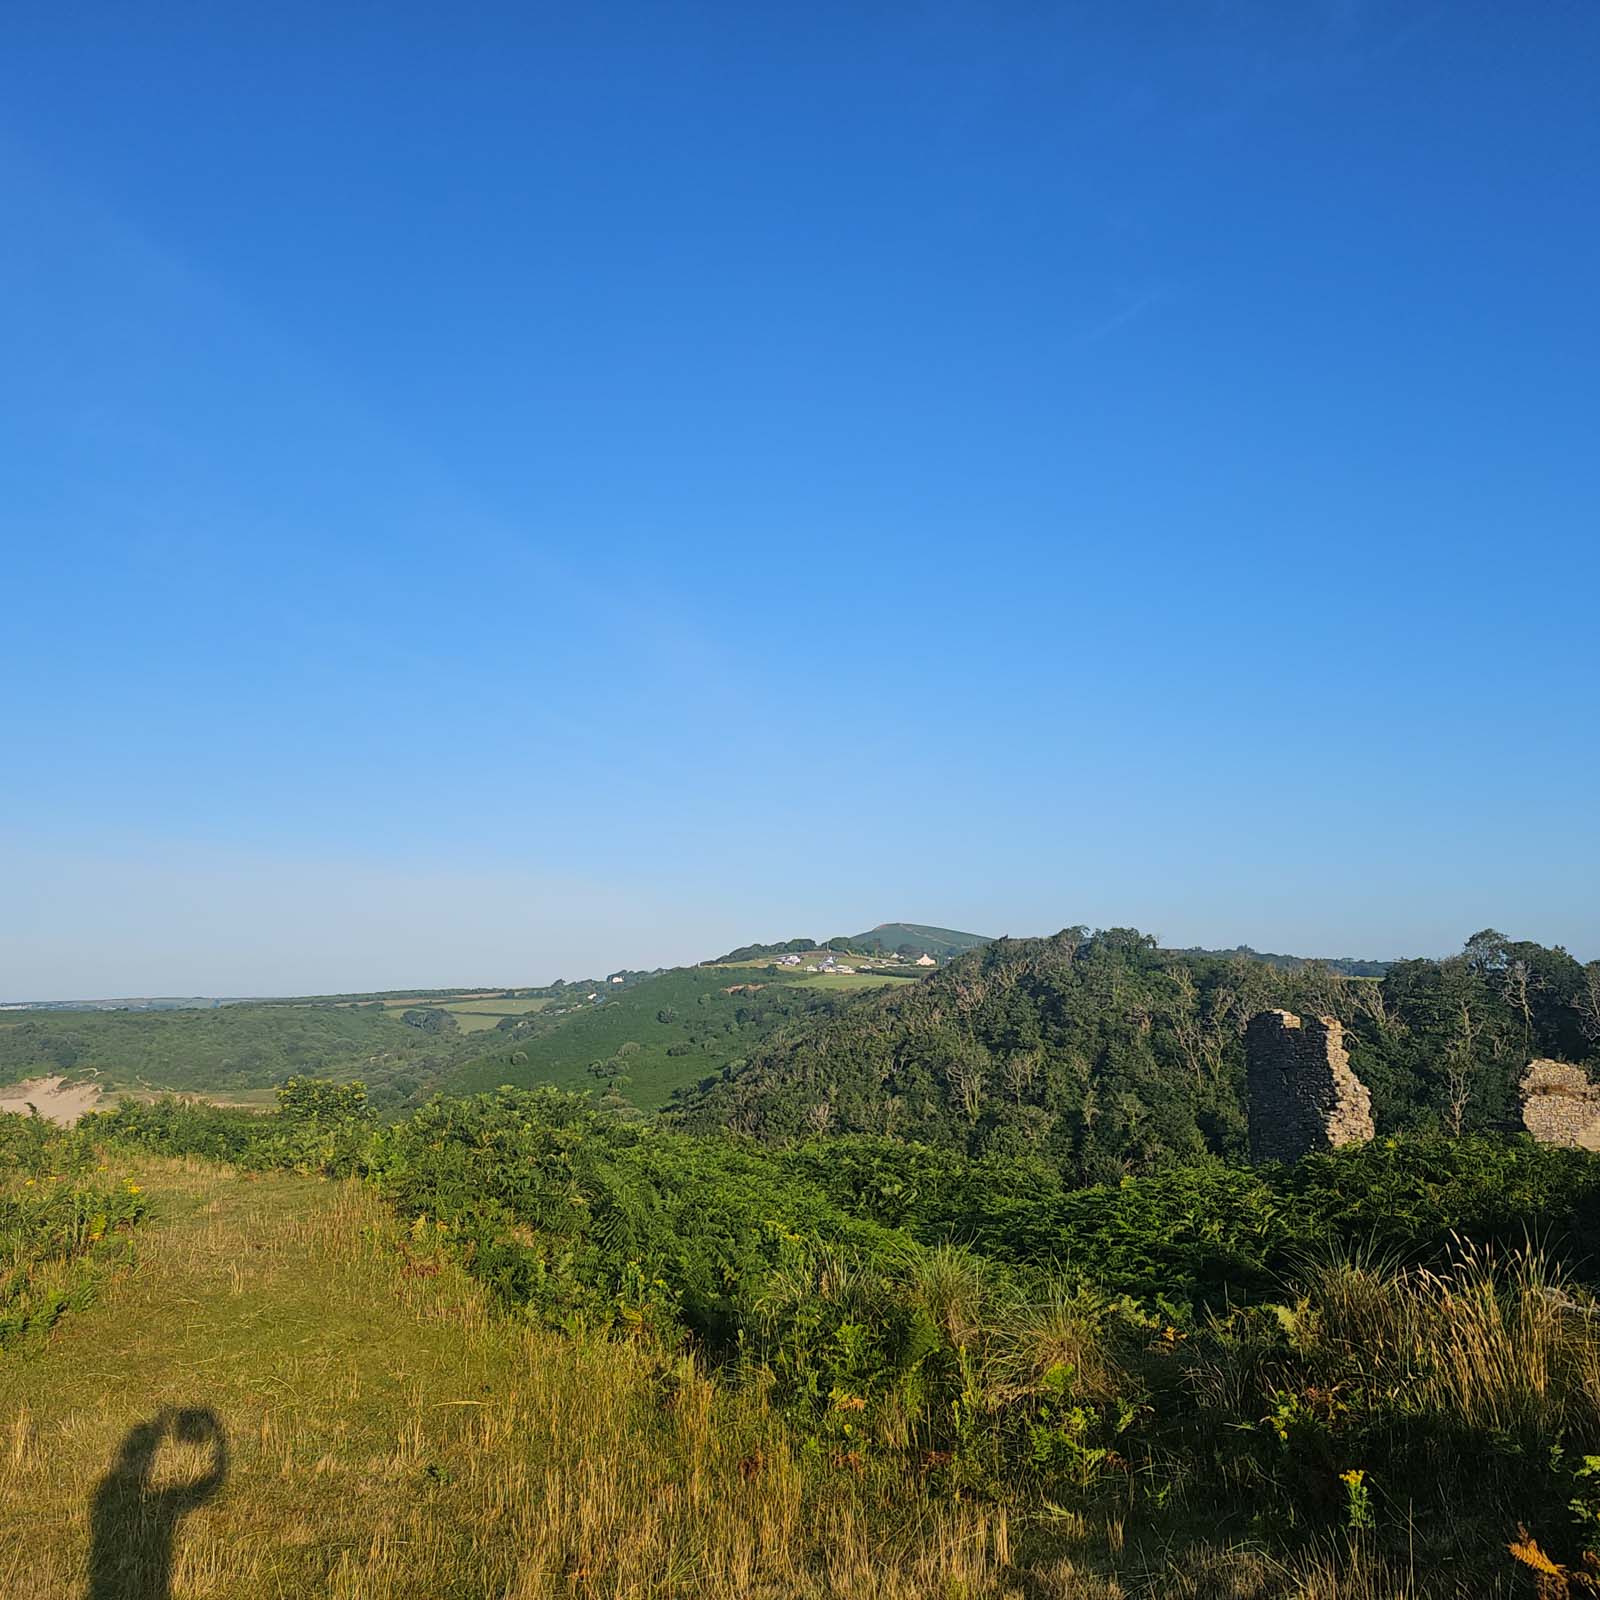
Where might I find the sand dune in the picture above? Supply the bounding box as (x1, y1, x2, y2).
(0, 1075, 106, 1125)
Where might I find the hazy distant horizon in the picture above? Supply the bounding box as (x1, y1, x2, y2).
(5, 837, 1593, 1003)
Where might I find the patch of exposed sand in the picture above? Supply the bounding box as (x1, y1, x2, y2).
(0, 1074, 106, 1125)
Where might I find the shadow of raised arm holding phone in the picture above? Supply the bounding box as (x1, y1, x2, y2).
(87, 1408, 228, 1600)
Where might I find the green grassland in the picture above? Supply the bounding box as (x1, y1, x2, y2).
(434, 997, 554, 1033)
(440, 997, 552, 1016)
(434, 1010, 500, 1033)
(785, 971, 917, 992)
(444, 968, 877, 1111)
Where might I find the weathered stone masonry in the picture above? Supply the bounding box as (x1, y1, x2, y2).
(1519, 1060, 1600, 1150)
(1245, 1010, 1374, 1163)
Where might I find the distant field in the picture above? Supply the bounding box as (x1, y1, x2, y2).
(378, 992, 507, 1010)
(446, 998, 551, 1016)
(349, 994, 560, 1034)
(437, 997, 557, 1033)
(147, 1086, 281, 1110)
(787, 972, 916, 991)
(441, 1011, 503, 1033)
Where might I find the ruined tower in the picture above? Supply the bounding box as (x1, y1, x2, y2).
(1519, 1060, 1600, 1149)
(1245, 1010, 1374, 1163)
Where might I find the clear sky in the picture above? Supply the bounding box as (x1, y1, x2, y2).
(3, 2, 1597, 999)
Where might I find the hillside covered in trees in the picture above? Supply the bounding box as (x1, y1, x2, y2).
(670, 927, 1600, 1181)
(444, 967, 873, 1111)
(0, 1001, 474, 1106)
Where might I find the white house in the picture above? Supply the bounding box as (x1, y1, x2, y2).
(915, 954, 937, 967)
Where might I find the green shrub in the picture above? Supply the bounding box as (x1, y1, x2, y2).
(0, 1112, 148, 1349)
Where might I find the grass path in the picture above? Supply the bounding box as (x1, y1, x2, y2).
(0, 1154, 1035, 1599)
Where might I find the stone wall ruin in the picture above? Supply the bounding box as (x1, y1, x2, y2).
(1519, 1060, 1600, 1149)
(1245, 1010, 1374, 1163)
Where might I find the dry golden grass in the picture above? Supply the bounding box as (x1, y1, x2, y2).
(1300, 1241, 1600, 1440)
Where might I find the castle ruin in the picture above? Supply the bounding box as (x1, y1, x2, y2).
(1245, 1010, 1374, 1163)
(1519, 1060, 1600, 1149)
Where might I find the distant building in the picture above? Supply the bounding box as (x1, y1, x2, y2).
(915, 954, 937, 967)
(780, 954, 802, 965)
(836, 965, 855, 974)
(609, 975, 625, 984)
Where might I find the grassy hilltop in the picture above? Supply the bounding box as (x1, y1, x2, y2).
(850, 922, 991, 959)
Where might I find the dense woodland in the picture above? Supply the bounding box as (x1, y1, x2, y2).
(0, 1001, 473, 1104)
(672, 927, 1600, 1181)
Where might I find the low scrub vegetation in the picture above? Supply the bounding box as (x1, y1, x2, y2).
(78, 1082, 1600, 1591)
(0, 1114, 146, 1350)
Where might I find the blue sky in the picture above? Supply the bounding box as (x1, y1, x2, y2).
(3, 2, 1597, 997)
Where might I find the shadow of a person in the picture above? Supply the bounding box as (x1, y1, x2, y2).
(87, 1408, 227, 1600)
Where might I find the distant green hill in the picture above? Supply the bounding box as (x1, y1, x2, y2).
(712, 924, 990, 965)
(845, 923, 990, 960)
(444, 968, 881, 1112)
